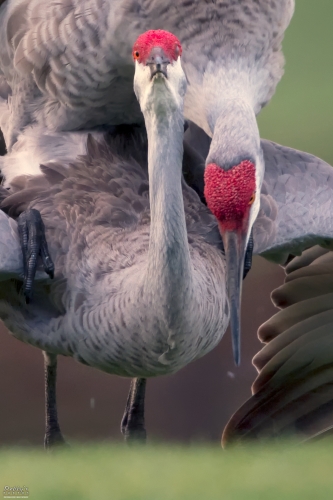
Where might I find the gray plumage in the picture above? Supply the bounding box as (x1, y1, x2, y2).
(0, 0, 294, 184)
(0, 127, 229, 378)
(254, 140, 333, 262)
(0, 209, 23, 278)
(0, 127, 332, 379)
(222, 246, 333, 446)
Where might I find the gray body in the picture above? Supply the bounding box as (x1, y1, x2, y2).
(0, 130, 332, 379)
(0, 0, 294, 184)
(0, 129, 228, 378)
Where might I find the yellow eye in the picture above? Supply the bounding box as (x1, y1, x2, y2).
(249, 193, 256, 205)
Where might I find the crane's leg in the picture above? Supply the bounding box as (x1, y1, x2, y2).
(121, 378, 147, 443)
(43, 352, 67, 449)
(17, 209, 54, 303)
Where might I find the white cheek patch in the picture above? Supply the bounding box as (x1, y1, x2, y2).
(133, 61, 151, 106)
(134, 57, 187, 114)
(168, 57, 187, 99)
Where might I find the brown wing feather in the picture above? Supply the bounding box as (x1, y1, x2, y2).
(222, 247, 333, 447)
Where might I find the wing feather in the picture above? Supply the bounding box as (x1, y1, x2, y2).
(222, 247, 333, 446)
(254, 140, 333, 261)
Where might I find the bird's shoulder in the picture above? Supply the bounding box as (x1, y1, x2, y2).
(42, 131, 150, 228)
(1, 129, 149, 228)
(0, 0, 142, 132)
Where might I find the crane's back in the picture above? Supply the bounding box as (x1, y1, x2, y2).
(0, 0, 294, 143)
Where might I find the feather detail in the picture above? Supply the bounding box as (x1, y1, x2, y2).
(0, 126, 226, 377)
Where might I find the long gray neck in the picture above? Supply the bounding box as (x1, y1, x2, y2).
(143, 93, 193, 308)
(206, 99, 261, 169)
(205, 98, 264, 238)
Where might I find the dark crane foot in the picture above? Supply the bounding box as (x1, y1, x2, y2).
(44, 429, 68, 450)
(17, 209, 54, 303)
(121, 378, 147, 443)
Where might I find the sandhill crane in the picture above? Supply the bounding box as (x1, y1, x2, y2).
(0, 29, 230, 446)
(0, 29, 332, 446)
(0, 0, 295, 363)
(222, 245, 333, 446)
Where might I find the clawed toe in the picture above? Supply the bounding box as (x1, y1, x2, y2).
(44, 430, 68, 450)
(17, 208, 54, 302)
(122, 425, 147, 443)
(121, 413, 147, 443)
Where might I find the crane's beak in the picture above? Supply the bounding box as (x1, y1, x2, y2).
(219, 226, 248, 366)
(146, 47, 170, 79)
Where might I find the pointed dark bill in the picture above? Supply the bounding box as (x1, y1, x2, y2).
(147, 47, 170, 79)
(221, 229, 248, 366)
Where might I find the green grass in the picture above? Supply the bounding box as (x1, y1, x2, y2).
(1, 442, 333, 499)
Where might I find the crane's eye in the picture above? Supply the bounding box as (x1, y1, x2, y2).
(133, 51, 140, 60)
(249, 193, 256, 205)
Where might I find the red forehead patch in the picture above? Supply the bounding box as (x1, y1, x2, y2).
(133, 30, 182, 64)
(204, 161, 256, 232)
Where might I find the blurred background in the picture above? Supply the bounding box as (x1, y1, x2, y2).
(0, 0, 332, 446)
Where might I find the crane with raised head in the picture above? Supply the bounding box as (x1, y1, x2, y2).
(0, 29, 229, 447)
(0, 30, 332, 448)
